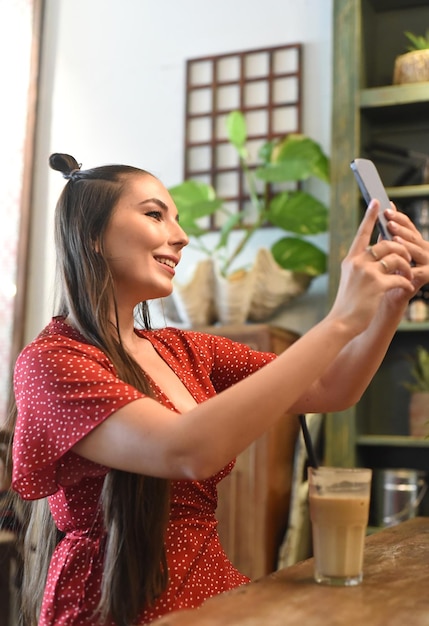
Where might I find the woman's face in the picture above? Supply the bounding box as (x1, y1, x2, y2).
(102, 173, 189, 307)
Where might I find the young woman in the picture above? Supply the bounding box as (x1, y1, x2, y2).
(8, 153, 429, 626)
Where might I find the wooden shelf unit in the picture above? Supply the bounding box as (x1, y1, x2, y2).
(326, 0, 429, 512)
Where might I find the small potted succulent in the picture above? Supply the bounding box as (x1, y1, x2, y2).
(167, 110, 330, 326)
(393, 30, 429, 85)
(402, 345, 429, 437)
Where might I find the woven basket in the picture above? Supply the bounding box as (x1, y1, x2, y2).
(393, 49, 429, 84)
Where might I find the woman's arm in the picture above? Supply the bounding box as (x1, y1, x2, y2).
(290, 206, 429, 413)
(72, 201, 415, 481)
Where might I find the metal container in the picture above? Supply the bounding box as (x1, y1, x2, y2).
(370, 468, 427, 527)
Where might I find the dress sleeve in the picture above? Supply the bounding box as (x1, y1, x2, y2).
(209, 334, 277, 391)
(12, 336, 145, 499)
(181, 330, 277, 393)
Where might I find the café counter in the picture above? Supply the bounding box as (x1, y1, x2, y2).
(152, 517, 429, 626)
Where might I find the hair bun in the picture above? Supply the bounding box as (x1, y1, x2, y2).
(49, 153, 82, 179)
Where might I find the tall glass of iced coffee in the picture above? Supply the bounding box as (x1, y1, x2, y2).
(308, 466, 372, 586)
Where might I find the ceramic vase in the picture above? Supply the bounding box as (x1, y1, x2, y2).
(167, 248, 312, 327)
(408, 392, 429, 438)
(393, 49, 429, 84)
(248, 248, 312, 322)
(170, 258, 216, 327)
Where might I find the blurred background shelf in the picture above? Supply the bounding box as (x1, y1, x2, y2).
(356, 434, 429, 447)
(326, 0, 429, 522)
(360, 83, 429, 108)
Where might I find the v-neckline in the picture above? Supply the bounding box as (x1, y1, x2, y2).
(133, 328, 199, 413)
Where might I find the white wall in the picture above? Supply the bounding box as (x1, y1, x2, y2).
(26, 0, 333, 342)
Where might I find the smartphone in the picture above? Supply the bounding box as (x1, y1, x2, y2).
(350, 158, 392, 240)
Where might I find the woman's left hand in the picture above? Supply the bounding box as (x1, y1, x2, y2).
(384, 206, 429, 298)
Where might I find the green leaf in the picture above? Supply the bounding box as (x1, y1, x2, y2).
(267, 191, 329, 234)
(405, 30, 429, 51)
(256, 134, 330, 183)
(169, 181, 214, 207)
(216, 212, 244, 249)
(310, 152, 330, 182)
(258, 140, 274, 165)
(169, 181, 219, 214)
(403, 345, 429, 392)
(168, 180, 224, 236)
(226, 111, 247, 149)
(271, 237, 327, 275)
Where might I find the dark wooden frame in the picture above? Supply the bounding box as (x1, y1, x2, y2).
(183, 44, 302, 228)
(2, 0, 45, 424)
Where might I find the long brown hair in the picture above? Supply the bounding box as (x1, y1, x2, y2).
(8, 153, 171, 626)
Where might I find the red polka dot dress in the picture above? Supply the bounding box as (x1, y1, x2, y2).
(12, 317, 276, 625)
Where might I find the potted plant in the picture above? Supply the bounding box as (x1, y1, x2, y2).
(393, 30, 429, 85)
(402, 345, 429, 437)
(167, 110, 330, 326)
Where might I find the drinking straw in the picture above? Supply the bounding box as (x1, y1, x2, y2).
(298, 414, 319, 468)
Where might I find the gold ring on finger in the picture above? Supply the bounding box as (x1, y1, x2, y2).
(366, 245, 379, 261)
(379, 259, 389, 273)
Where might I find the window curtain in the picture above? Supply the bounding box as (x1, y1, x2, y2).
(0, 0, 43, 425)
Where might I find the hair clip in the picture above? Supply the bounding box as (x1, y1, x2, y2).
(64, 164, 82, 180)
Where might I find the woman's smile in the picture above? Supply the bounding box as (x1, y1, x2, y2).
(102, 174, 188, 302)
(154, 255, 178, 274)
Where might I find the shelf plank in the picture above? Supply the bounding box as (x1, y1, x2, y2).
(386, 184, 429, 199)
(360, 84, 429, 109)
(372, 0, 429, 10)
(398, 321, 429, 332)
(356, 435, 429, 447)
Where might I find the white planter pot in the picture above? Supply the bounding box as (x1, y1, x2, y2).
(213, 265, 256, 326)
(167, 248, 313, 327)
(248, 248, 312, 322)
(169, 258, 216, 327)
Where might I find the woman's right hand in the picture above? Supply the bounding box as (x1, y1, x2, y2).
(328, 200, 414, 336)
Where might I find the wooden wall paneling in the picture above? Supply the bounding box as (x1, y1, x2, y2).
(206, 324, 300, 579)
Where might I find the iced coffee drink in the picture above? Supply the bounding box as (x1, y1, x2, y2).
(308, 467, 372, 586)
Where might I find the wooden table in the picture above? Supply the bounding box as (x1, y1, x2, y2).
(152, 517, 429, 626)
